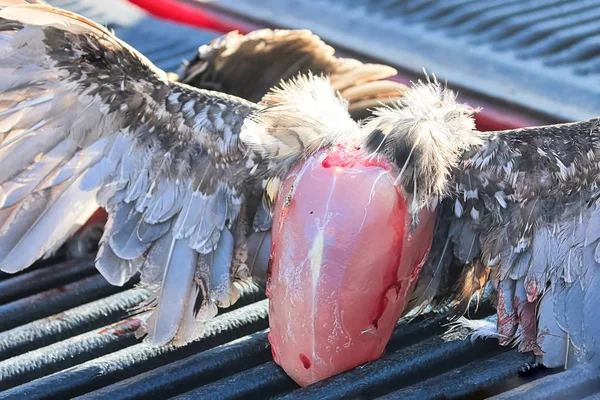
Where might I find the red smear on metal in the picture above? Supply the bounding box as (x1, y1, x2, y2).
(267, 147, 435, 386)
(98, 318, 142, 336)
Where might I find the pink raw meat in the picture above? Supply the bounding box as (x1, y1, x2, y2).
(267, 144, 436, 386)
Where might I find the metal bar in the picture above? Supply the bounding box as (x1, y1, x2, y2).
(0, 288, 148, 362)
(0, 274, 133, 333)
(375, 350, 534, 399)
(175, 314, 457, 399)
(0, 317, 141, 391)
(276, 335, 505, 399)
(0, 301, 269, 400)
(78, 331, 272, 400)
(173, 361, 294, 400)
(0, 262, 52, 283)
(489, 366, 600, 400)
(0, 260, 96, 305)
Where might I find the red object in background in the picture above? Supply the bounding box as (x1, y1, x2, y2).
(126, 0, 255, 34)
(267, 145, 436, 386)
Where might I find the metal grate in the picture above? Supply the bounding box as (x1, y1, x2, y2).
(199, 0, 600, 122)
(0, 0, 595, 399)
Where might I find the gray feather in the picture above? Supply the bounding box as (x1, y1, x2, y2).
(564, 280, 586, 359)
(529, 228, 553, 284)
(172, 190, 204, 239)
(145, 235, 198, 346)
(139, 232, 172, 286)
(80, 149, 119, 191)
(192, 226, 221, 254)
(580, 262, 600, 361)
(513, 278, 529, 345)
(537, 289, 568, 368)
(144, 179, 182, 224)
(175, 191, 217, 241)
(252, 201, 272, 232)
(508, 251, 532, 281)
(188, 191, 226, 253)
(109, 208, 151, 260)
(0, 190, 51, 264)
(585, 207, 600, 246)
(137, 219, 171, 243)
(96, 240, 142, 286)
(124, 165, 149, 204)
(205, 227, 234, 307)
(40, 137, 109, 190)
(213, 189, 228, 231)
(594, 243, 600, 264)
(104, 133, 130, 163)
(176, 284, 214, 345)
(454, 224, 480, 264)
(246, 230, 272, 286)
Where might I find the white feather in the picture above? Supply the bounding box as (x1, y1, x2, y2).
(445, 315, 501, 342)
(241, 74, 362, 161)
(363, 74, 484, 209)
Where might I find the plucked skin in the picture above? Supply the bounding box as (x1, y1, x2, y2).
(0, 1, 406, 346)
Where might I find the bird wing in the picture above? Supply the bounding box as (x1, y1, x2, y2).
(363, 76, 600, 367)
(177, 28, 407, 120)
(0, 2, 359, 345)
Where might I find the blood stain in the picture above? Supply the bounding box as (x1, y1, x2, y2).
(299, 353, 311, 369)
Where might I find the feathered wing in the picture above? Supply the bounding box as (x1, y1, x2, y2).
(0, 3, 359, 345)
(363, 76, 600, 368)
(441, 117, 600, 367)
(177, 28, 407, 120)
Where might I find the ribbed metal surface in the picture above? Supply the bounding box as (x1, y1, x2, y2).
(201, 0, 600, 122)
(0, 1, 588, 399)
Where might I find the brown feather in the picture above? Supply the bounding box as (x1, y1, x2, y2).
(178, 29, 406, 120)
